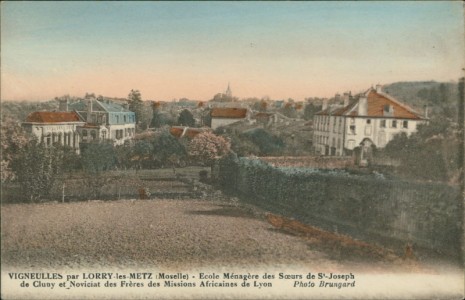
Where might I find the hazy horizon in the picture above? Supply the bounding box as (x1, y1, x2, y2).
(2, 2, 464, 102)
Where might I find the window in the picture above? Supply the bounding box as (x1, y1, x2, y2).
(380, 120, 386, 128)
(91, 130, 96, 140)
(349, 125, 356, 134)
(116, 115, 120, 123)
(124, 115, 127, 123)
(366, 119, 371, 124)
(403, 121, 408, 129)
(392, 120, 397, 128)
(82, 130, 87, 136)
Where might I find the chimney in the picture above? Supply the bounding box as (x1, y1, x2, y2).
(358, 97, 368, 116)
(87, 99, 93, 123)
(322, 99, 328, 111)
(58, 99, 68, 112)
(343, 92, 350, 107)
(424, 105, 429, 119)
(376, 84, 383, 93)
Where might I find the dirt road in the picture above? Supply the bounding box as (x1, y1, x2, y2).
(0, 199, 431, 272)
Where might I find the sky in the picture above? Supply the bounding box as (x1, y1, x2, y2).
(1, 1, 464, 102)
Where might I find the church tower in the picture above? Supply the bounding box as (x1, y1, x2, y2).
(225, 82, 232, 99)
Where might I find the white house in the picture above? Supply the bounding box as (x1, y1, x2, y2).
(210, 107, 249, 130)
(21, 111, 86, 153)
(67, 98, 136, 146)
(22, 98, 137, 152)
(313, 85, 427, 156)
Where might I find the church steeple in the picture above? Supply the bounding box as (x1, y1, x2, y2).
(225, 82, 232, 98)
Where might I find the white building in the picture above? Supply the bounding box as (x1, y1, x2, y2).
(313, 85, 427, 156)
(67, 98, 136, 146)
(210, 107, 249, 129)
(22, 111, 86, 153)
(22, 99, 136, 152)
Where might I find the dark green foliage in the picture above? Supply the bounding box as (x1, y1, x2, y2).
(242, 128, 285, 156)
(81, 142, 116, 173)
(150, 110, 174, 128)
(131, 139, 155, 169)
(178, 109, 196, 127)
(229, 134, 260, 157)
(303, 103, 322, 120)
(217, 157, 462, 258)
(128, 89, 146, 129)
(12, 141, 57, 202)
(152, 131, 187, 167)
(382, 117, 460, 182)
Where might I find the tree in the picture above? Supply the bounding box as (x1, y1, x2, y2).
(241, 128, 285, 156)
(188, 132, 230, 166)
(382, 117, 459, 182)
(12, 141, 58, 202)
(303, 103, 322, 120)
(1, 118, 32, 182)
(81, 142, 116, 173)
(152, 131, 187, 167)
(128, 89, 144, 130)
(130, 139, 154, 169)
(178, 109, 196, 127)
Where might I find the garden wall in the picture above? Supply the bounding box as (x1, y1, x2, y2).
(217, 154, 463, 260)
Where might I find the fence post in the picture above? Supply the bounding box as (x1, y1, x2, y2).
(62, 182, 65, 203)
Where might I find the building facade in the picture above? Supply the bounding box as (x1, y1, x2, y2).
(67, 98, 136, 146)
(210, 107, 249, 129)
(313, 85, 427, 156)
(22, 98, 136, 152)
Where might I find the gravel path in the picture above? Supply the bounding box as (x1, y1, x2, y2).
(1, 199, 429, 272)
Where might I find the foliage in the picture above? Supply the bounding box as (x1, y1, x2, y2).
(188, 132, 230, 166)
(178, 109, 196, 127)
(241, 128, 285, 156)
(1, 118, 31, 182)
(81, 142, 117, 173)
(382, 117, 460, 182)
(216, 156, 462, 257)
(11, 141, 60, 202)
(280, 103, 297, 118)
(151, 109, 174, 128)
(130, 139, 155, 169)
(303, 103, 322, 120)
(152, 131, 187, 167)
(128, 89, 146, 130)
(229, 134, 261, 157)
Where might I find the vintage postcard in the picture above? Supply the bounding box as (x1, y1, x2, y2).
(1, 1, 464, 299)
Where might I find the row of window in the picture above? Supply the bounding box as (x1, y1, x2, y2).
(315, 116, 410, 132)
(113, 114, 135, 124)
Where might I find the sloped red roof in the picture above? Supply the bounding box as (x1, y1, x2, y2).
(211, 107, 247, 118)
(169, 127, 210, 139)
(316, 89, 423, 120)
(25, 111, 82, 123)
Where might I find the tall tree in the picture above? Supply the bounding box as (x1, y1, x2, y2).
(178, 109, 196, 127)
(128, 89, 144, 130)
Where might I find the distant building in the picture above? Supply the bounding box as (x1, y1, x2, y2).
(313, 85, 427, 156)
(67, 98, 136, 146)
(22, 98, 136, 152)
(210, 107, 249, 129)
(22, 111, 85, 153)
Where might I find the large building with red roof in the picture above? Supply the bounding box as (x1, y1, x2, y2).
(22, 111, 86, 152)
(210, 107, 249, 129)
(313, 85, 427, 156)
(22, 98, 136, 152)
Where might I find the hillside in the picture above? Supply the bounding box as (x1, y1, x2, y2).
(383, 81, 460, 119)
